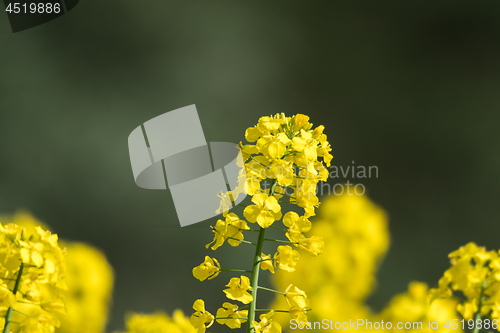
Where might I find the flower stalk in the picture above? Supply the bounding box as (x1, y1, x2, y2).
(3, 263, 24, 333)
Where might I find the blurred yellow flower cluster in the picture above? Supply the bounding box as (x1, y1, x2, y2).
(120, 311, 196, 333)
(378, 282, 461, 333)
(192, 114, 332, 333)
(0, 212, 198, 333)
(270, 191, 462, 333)
(430, 242, 500, 325)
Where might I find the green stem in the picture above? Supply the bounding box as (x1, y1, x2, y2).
(257, 258, 274, 263)
(247, 180, 277, 333)
(220, 269, 252, 273)
(247, 227, 266, 332)
(472, 280, 487, 333)
(257, 286, 286, 295)
(264, 238, 297, 245)
(216, 317, 248, 320)
(3, 263, 24, 333)
(227, 237, 257, 246)
(255, 309, 290, 313)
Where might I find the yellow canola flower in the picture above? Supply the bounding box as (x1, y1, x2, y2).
(265, 160, 295, 187)
(2, 212, 114, 333)
(296, 235, 324, 257)
(270, 190, 390, 330)
(378, 282, 461, 333)
(285, 285, 310, 317)
(283, 212, 311, 235)
(190, 300, 214, 333)
(192, 256, 220, 281)
(257, 133, 291, 160)
(293, 114, 310, 132)
(206, 213, 250, 250)
(243, 193, 282, 228)
(429, 242, 500, 322)
(291, 130, 318, 161)
(0, 213, 67, 333)
(260, 253, 275, 274)
(20, 311, 62, 333)
(123, 310, 196, 333)
(223, 276, 253, 304)
(274, 246, 300, 272)
(195, 113, 332, 332)
(252, 311, 282, 333)
(216, 302, 248, 329)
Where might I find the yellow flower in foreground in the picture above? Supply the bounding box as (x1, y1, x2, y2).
(223, 276, 253, 304)
(0, 215, 66, 333)
(252, 310, 282, 333)
(285, 284, 310, 314)
(20, 311, 61, 333)
(283, 212, 311, 234)
(216, 302, 248, 328)
(190, 300, 214, 333)
(260, 253, 275, 273)
(244, 193, 282, 228)
(193, 256, 221, 281)
(297, 235, 324, 256)
(257, 133, 291, 159)
(3, 212, 113, 333)
(293, 114, 310, 131)
(274, 245, 300, 272)
(206, 213, 250, 250)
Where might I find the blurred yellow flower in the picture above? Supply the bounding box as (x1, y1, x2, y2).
(123, 310, 196, 333)
(56, 242, 114, 333)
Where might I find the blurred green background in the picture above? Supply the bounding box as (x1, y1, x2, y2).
(1, 0, 500, 330)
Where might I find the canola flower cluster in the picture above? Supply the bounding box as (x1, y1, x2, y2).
(2, 117, 499, 333)
(0, 215, 66, 333)
(0, 212, 114, 333)
(190, 114, 333, 333)
(270, 191, 463, 333)
(430, 242, 500, 330)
